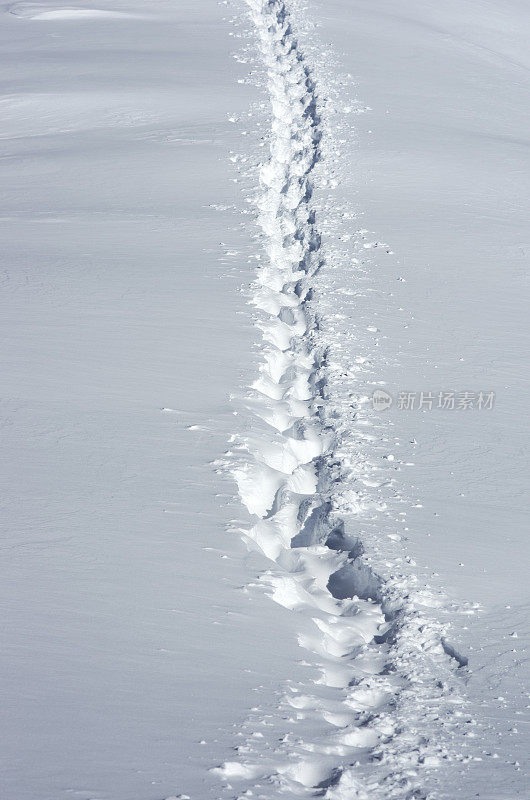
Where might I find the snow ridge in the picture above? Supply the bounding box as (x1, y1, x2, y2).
(218, 1, 468, 797)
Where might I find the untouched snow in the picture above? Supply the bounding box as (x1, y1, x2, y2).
(1, 0, 529, 798)
(311, 2, 530, 795)
(0, 2, 312, 799)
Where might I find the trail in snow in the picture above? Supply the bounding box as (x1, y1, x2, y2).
(216, 1, 473, 798)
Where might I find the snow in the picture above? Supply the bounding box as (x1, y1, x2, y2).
(310, 1, 530, 794)
(17, 8, 143, 20)
(1, 0, 528, 798)
(0, 2, 310, 798)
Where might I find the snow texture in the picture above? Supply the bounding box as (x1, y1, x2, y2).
(1, 0, 528, 798)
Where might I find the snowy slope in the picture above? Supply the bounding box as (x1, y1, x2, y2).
(213, 1, 529, 798)
(0, 2, 312, 799)
(1, 0, 528, 799)
(312, 1, 530, 795)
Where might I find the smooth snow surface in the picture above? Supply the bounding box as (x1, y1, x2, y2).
(1, 0, 529, 798)
(0, 2, 310, 799)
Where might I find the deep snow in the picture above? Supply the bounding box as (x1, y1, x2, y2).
(0, 2, 313, 798)
(310, 1, 530, 794)
(1, 0, 528, 798)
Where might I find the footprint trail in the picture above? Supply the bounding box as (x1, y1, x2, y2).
(216, 1, 469, 797)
